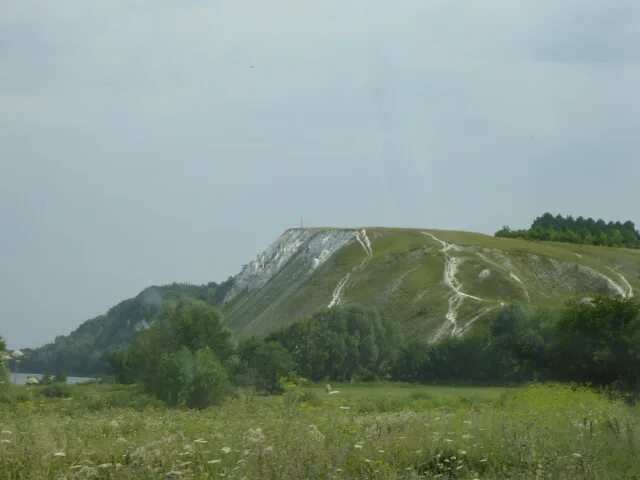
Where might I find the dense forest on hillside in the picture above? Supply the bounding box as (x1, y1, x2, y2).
(13, 280, 234, 375)
(496, 212, 640, 248)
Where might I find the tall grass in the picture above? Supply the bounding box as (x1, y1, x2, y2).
(0, 383, 638, 479)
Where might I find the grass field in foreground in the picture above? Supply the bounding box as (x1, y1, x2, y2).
(1, 382, 639, 479)
(306, 382, 509, 404)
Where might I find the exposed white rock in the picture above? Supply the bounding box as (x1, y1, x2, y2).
(328, 229, 373, 308)
(423, 232, 485, 337)
(478, 269, 491, 281)
(225, 229, 355, 303)
(509, 273, 530, 301)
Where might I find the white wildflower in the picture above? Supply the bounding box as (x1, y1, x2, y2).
(194, 438, 208, 444)
(54, 452, 66, 457)
(353, 444, 363, 449)
(98, 463, 112, 469)
(246, 428, 265, 443)
(573, 453, 582, 458)
(221, 447, 232, 454)
(207, 459, 222, 464)
(306, 424, 325, 443)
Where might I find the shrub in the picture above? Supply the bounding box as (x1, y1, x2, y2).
(174, 347, 232, 408)
(40, 383, 72, 398)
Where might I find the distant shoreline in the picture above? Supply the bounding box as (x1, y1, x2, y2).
(9, 372, 95, 385)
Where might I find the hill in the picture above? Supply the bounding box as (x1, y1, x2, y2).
(15, 281, 233, 375)
(223, 227, 637, 340)
(16, 227, 639, 374)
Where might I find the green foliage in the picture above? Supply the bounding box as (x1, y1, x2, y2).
(19, 279, 235, 375)
(496, 212, 640, 248)
(174, 347, 232, 408)
(111, 299, 235, 407)
(392, 298, 640, 391)
(552, 297, 640, 389)
(268, 306, 399, 381)
(236, 339, 295, 393)
(39, 383, 73, 399)
(0, 336, 9, 390)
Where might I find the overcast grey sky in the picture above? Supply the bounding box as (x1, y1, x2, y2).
(1, 0, 639, 348)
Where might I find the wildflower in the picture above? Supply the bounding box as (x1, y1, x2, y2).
(1, 439, 11, 444)
(456, 465, 463, 470)
(415, 450, 422, 454)
(98, 463, 112, 469)
(54, 452, 66, 457)
(69, 465, 82, 470)
(459, 450, 467, 455)
(307, 424, 325, 443)
(573, 453, 582, 458)
(262, 446, 274, 455)
(378, 450, 385, 453)
(1, 430, 11, 435)
(462, 434, 471, 440)
(364, 458, 372, 463)
(445, 439, 454, 443)
(194, 438, 208, 444)
(354, 444, 364, 449)
(339, 406, 351, 410)
(480, 458, 488, 463)
(463, 420, 472, 424)
(116, 437, 126, 443)
(246, 428, 265, 443)
(207, 459, 222, 464)
(221, 447, 232, 454)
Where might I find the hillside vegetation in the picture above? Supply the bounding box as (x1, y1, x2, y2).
(15, 226, 640, 375)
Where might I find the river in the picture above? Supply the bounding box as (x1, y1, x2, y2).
(9, 372, 95, 385)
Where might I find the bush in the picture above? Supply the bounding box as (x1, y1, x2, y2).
(237, 339, 295, 394)
(174, 347, 232, 408)
(40, 383, 72, 398)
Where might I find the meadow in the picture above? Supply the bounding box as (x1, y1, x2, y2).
(1, 382, 639, 479)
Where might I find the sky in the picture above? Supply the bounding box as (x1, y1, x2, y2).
(1, 0, 639, 348)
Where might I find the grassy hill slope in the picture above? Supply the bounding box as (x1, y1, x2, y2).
(223, 227, 639, 340)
